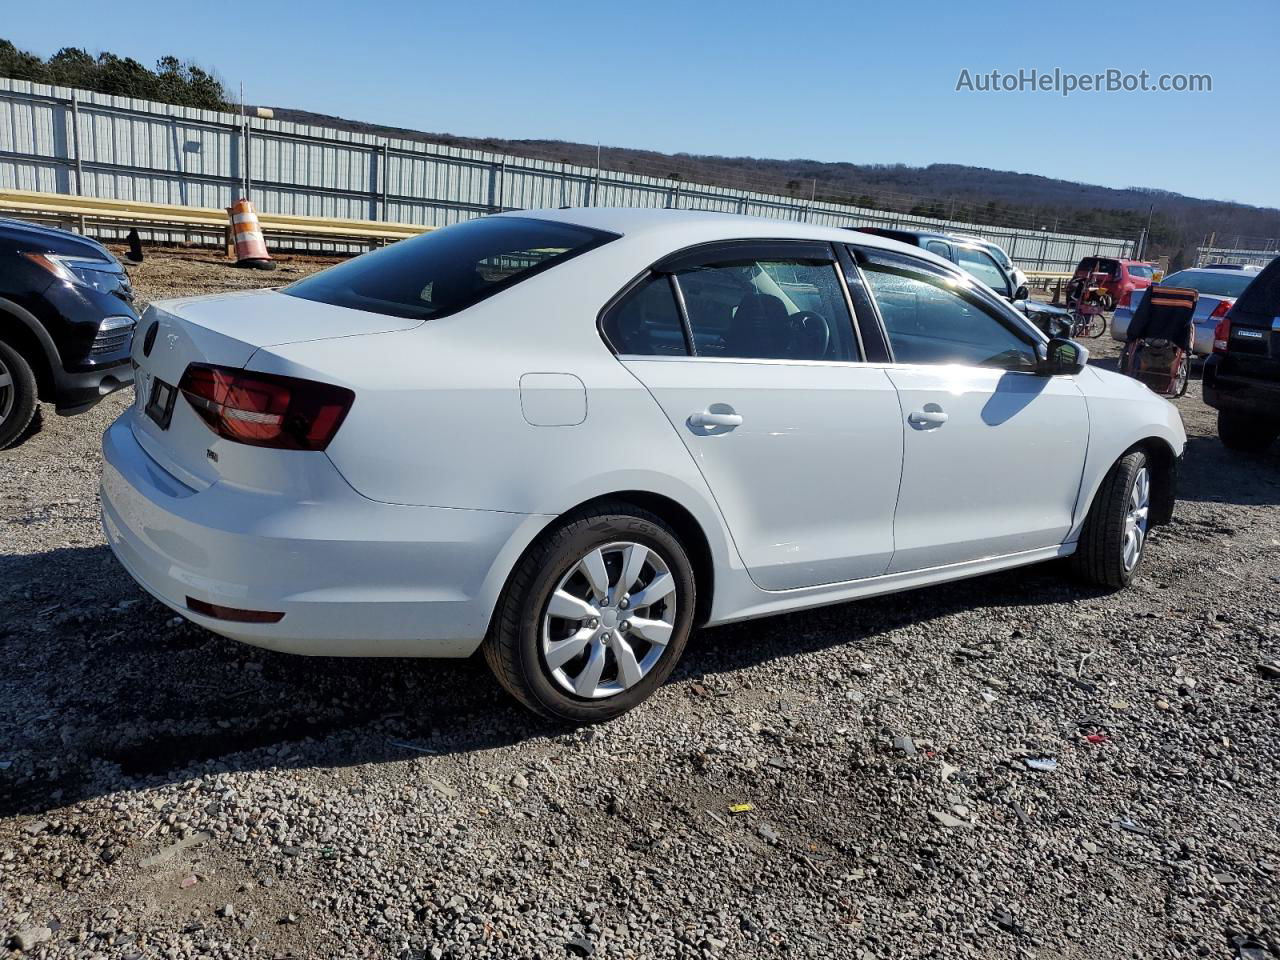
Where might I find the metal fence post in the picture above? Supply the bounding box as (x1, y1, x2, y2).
(380, 142, 390, 223)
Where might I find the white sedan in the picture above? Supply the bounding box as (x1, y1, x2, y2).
(102, 209, 1186, 722)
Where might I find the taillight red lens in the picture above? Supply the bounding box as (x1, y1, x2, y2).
(1118, 289, 1133, 309)
(1212, 313, 1231, 354)
(178, 364, 354, 450)
(1209, 299, 1233, 320)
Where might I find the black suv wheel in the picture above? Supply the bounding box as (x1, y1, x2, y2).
(0, 339, 39, 450)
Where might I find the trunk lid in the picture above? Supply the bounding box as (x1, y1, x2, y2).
(129, 289, 419, 489)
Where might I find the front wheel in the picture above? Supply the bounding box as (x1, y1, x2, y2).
(483, 502, 696, 723)
(0, 340, 39, 450)
(1070, 450, 1151, 589)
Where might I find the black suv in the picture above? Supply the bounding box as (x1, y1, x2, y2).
(1203, 256, 1280, 452)
(0, 218, 137, 447)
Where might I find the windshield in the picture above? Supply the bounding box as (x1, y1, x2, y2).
(285, 216, 618, 320)
(1127, 264, 1155, 280)
(1162, 270, 1256, 299)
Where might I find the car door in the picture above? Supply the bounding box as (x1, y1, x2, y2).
(603, 240, 903, 590)
(849, 246, 1090, 572)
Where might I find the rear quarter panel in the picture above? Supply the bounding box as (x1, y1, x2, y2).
(254, 240, 749, 606)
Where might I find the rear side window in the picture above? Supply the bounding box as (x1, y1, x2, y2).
(285, 216, 617, 320)
(601, 276, 689, 356)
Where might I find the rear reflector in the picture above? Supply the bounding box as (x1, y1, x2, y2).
(186, 596, 285, 623)
(178, 364, 354, 451)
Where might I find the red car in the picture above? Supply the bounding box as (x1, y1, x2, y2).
(1071, 257, 1157, 309)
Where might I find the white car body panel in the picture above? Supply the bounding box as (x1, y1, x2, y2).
(884, 365, 1088, 571)
(101, 208, 1187, 659)
(620, 356, 903, 589)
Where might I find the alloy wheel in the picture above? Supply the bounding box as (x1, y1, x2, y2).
(0, 353, 14, 427)
(1122, 466, 1150, 572)
(541, 541, 677, 700)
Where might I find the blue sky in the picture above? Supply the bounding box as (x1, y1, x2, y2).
(6, 0, 1276, 206)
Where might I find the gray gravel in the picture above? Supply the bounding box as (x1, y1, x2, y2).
(2, 251, 1279, 959)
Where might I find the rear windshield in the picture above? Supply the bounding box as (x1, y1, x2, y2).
(1127, 264, 1155, 279)
(284, 216, 618, 320)
(1162, 270, 1256, 299)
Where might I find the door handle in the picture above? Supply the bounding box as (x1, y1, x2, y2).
(907, 408, 949, 427)
(689, 410, 743, 429)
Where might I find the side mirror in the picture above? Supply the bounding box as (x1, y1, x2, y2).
(1012, 298, 1029, 314)
(1014, 285, 1030, 301)
(1038, 337, 1089, 376)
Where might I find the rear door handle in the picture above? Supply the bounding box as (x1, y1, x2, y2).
(689, 410, 743, 429)
(907, 408, 949, 427)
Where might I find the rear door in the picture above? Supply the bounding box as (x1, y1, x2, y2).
(606, 240, 904, 590)
(848, 246, 1089, 572)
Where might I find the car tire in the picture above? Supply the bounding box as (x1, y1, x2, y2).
(1071, 450, 1151, 589)
(483, 501, 696, 723)
(1218, 410, 1280, 452)
(0, 339, 39, 450)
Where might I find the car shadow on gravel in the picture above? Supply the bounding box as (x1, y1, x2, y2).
(0, 543, 1110, 818)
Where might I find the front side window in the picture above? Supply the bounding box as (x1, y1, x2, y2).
(676, 259, 859, 362)
(860, 255, 1037, 372)
(285, 216, 617, 320)
(954, 246, 1011, 296)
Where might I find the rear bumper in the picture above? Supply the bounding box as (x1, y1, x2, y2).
(1203, 356, 1280, 417)
(100, 415, 540, 656)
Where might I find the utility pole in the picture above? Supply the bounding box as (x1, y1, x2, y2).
(1139, 203, 1154, 259)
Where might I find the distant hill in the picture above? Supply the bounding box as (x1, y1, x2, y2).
(266, 105, 1280, 267)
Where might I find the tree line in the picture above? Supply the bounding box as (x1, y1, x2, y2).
(0, 39, 230, 111)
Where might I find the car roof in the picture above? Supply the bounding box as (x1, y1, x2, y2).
(505, 207, 957, 269)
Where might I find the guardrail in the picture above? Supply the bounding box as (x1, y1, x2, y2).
(0, 188, 431, 250)
(1024, 269, 1074, 303)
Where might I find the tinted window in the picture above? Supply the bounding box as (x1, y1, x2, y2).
(677, 259, 859, 362)
(285, 216, 616, 320)
(601, 275, 688, 356)
(1232, 258, 1280, 319)
(861, 256, 1036, 371)
(1161, 270, 1255, 299)
(954, 246, 1010, 295)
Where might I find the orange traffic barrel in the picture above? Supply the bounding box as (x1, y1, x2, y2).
(227, 198, 273, 269)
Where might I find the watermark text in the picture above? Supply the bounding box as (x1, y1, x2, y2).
(955, 68, 1211, 96)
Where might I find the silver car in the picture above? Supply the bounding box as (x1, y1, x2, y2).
(1112, 267, 1263, 356)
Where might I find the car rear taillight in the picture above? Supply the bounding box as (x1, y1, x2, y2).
(1209, 299, 1234, 320)
(1212, 312, 1232, 354)
(1117, 289, 1134, 309)
(178, 364, 354, 450)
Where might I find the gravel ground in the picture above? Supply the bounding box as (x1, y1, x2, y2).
(2, 250, 1278, 960)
